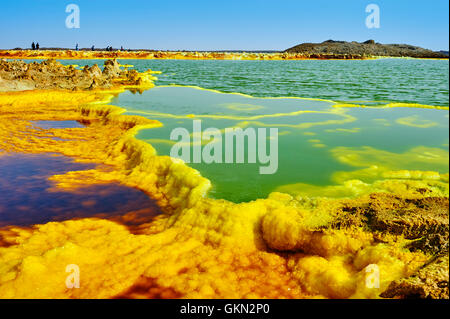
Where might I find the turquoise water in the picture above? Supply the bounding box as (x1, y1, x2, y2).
(54, 58, 448, 106)
(54, 59, 450, 202)
(112, 86, 448, 202)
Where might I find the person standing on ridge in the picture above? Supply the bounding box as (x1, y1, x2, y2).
(75, 43, 78, 51)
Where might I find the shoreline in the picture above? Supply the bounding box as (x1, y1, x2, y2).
(0, 60, 448, 299)
(1, 49, 449, 61)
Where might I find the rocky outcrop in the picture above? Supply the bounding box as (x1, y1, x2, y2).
(381, 255, 449, 299)
(102, 59, 121, 78)
(0, 58, 157, 91)
(327, 192, 449, 298)
(285, 40, 449, 58)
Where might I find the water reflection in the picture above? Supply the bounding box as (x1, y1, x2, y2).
(0, 153, 162, 227)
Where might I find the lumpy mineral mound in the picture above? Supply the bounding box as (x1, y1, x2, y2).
(0, 58, 157, 92)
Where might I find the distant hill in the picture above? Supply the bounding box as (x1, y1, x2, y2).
(285, 40, 449, 58)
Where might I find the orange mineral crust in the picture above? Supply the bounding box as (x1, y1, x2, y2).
(0, 49, 370, 61)
(0, 69, 448, 298)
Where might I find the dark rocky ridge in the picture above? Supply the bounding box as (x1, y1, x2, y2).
(285, 40, 449, 58)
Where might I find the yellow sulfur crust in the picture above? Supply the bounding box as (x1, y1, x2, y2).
(0, 84, 447, 299)
(0, 50, 371, 61)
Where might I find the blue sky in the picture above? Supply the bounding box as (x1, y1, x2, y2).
(0, 0, 448, 51)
